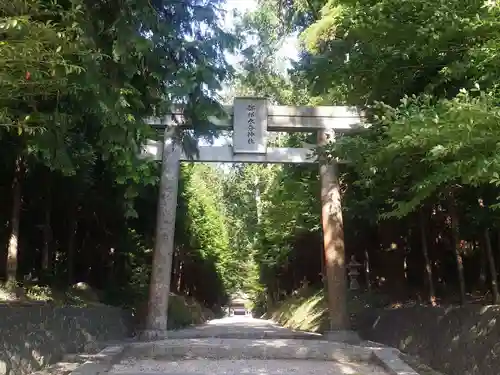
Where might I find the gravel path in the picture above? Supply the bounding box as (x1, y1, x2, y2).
(109, 316, 391, 375)
(111, 358, 389, 375)
(164, 316, 323, 340)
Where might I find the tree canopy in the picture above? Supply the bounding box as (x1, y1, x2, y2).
(0, 0, 240, 309)
(4, 0, 500, 320)
(224, 0, 500, 308)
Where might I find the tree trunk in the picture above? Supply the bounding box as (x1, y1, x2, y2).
(6, 154, 24, 285)
(171, 247, 178, 293)
(479, 239, 487, 286)
(177, 261, 184, 294)
(107, 246, 115, 288)
(419, 209, 436, 305)
(67, 203, 78, 285)
(172, 246, 183, 294)
(483, 228, 499, 304)
(42, 179, 52, 276)
(448, 190, 466, 305)
(364, 249, 371, 291)
(320, 240, 327, 291)
(497, 229, 500, 266)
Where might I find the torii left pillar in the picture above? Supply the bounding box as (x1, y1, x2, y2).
(140, 130, 181, 340)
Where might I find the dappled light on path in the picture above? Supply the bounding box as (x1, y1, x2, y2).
(111, 358, 387, 375)
(115, 317, 391, 375)
(165, 316, 323, 340)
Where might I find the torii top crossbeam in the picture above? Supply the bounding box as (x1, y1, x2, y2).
(146, 99, 366, 132)
(142, 98, 366, 164)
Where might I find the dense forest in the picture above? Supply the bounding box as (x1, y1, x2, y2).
(0, 0, 241, 309)
(2, 0, 500, 320)
(233, 0, 500, 309)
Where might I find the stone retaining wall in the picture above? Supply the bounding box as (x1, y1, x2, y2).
(356, 305, 500, 375)
(0, 302, 133, 375)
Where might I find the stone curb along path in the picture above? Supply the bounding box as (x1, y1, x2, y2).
(63, 316, 422, 375)
(124, 338, 371, 362)
(358, 340, 420, 375)
(69, 345, 126, 375)
(370, 348, 420, 375)
(66, 337, 420, 375)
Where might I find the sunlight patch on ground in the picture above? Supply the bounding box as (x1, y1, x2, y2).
(269, 290, 328, 333)
(111, 359, 388, 375)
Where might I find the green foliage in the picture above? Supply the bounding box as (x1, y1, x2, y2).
(5, 0, 500, 328)
(178, 163, 235, 299)
(167, 294, 216, 330)
(298, 0, 500, 105)
(268, 287, 328, 332)
(220, 164, 272, 298)
(267, 286, 391, 332)
(0, 0, 241, 316)
(294, 0, 500, 219)
(0, 1, 89, 119)
(1, 0, 238, 218)
(0, 282, 103, 306)
(226, 0, 500, 314)
(376, 89, 500, 216)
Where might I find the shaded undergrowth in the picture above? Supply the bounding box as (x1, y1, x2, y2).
(265, 286, 390, 332)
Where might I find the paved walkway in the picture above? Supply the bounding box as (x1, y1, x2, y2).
(164, 315, 323, 339)
(107, 316, 396, 375)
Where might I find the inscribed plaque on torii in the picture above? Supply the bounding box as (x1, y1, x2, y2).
(232, 98, 267, 154)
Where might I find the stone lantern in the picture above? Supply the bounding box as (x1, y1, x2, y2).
(347, 255, 362, 290)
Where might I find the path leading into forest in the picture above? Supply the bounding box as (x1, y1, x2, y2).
(97, 316, 418, 375)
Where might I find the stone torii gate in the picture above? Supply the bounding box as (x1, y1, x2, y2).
(141, 97, 366, 340)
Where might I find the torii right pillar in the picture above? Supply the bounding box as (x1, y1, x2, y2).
(317, 130, 360, 343)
